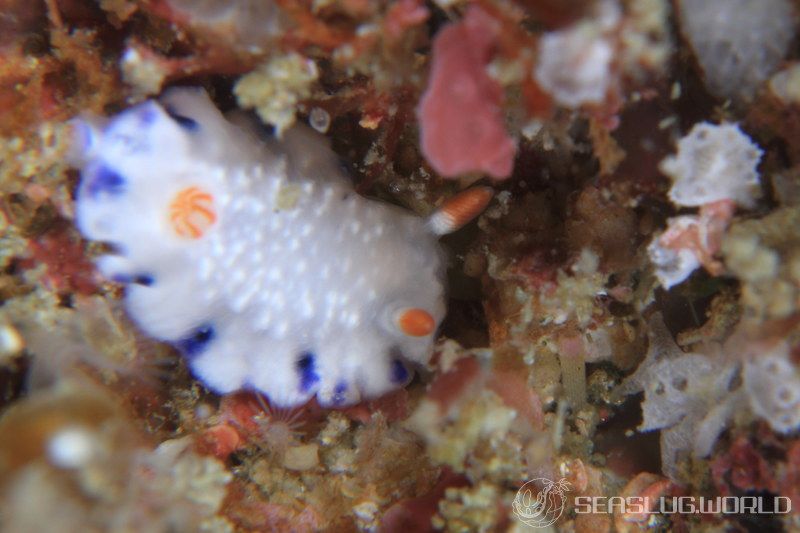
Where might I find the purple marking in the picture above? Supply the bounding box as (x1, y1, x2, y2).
(297, 352, 320, 392)
(85, 166, 125, 198)
(176, 324, 215, 357)
(165, 106, 199, 131)
(134, 274, 155, 286)
(111, 273, 154, 286)
(137, 104, 158, 125)
(390, 359, 409, 384)
(332, 382, 347, 406)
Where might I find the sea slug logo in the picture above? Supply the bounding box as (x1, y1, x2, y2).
(512, 478, 571, 528)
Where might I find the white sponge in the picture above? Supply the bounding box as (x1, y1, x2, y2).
(661, 122, 763, 209)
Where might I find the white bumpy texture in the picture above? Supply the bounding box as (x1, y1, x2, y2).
(678, 0, 795, 103)
(661, 122, 763, 209)
(71, 88, 446, 407)
(621, 314, 800, 481)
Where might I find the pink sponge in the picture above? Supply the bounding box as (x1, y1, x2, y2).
(417, 6, 516, 179)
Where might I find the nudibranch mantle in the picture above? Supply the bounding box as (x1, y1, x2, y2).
(71, 88, 490, 408)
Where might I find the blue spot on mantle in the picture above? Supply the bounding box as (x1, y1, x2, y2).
(165, 107, 199, 131)
(332, 382, 347, 406)
(111, 273, 155, 286)
(297, 352, 320, 392)
(176, 324, 215, 357)
(390, 359, 409, 384)
(134, 274, 155, 286)
(85, 166, 126, 198)
(137, 105, 158, 125)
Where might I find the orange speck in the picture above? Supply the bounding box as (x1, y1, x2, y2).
(429, 186, 493, 235)
(196, 423, 242, 460)
(169, 186, 216, 239)
(397, 308, 436, 337)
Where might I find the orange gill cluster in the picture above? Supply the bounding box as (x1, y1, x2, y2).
(168, 186, 217, 239)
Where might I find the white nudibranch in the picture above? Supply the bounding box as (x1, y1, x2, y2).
(70, 88, 491, 407)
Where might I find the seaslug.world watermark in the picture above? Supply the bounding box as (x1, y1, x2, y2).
(514, 477, 791, 528)
(512, 478, 571, 528)
(574, 495, 792, 515)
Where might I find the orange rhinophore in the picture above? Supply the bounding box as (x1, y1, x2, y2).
(169, 186, 217, 238)
(396, 308, 436, 337)
(428, 186, 493, 235)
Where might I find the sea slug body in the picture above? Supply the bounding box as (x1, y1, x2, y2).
(70, 88, 491, 408)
